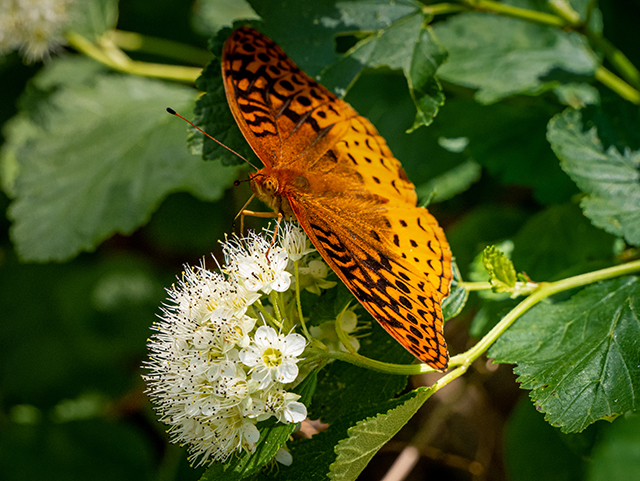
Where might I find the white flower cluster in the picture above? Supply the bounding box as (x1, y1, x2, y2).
(0, 0, 74, 62)
(144, 223, 328, 467)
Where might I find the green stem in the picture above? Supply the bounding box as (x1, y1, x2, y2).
(449, 259, 640, 367)
(321, 349, 436, 375)
(335, 306, 359, 355)
(422, 2, 467, 16)
(595, 66, 640, 104)
(457, 281, 492, 291)
(547, 0, 640, 90)
(66, 31, 201, 84)
(269, 291, 283, 326)
(109, 30, 212, 66)
(254, 299, 279, 329)
(462, 0, 567, 27)
(294, 261, 313, 342)
(589, 34, 640, 90)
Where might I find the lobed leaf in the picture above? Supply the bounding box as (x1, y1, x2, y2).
(329, 388, 432, 481)
(433, 2, 598, 104)
(483, 245, 517, 291)
(511, 204, 616, 281)
(247, 0, 447, 129)
(490, 277, 640, 433)
(5, 58, 241, 262)
(548, 106, 640, 246)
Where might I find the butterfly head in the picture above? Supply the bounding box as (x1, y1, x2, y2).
(249, 171, 296, 219)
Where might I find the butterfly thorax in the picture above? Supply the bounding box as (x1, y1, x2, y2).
(249, 167, 310, 219)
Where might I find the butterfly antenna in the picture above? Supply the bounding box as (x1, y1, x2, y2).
(166, 107, 258, 170)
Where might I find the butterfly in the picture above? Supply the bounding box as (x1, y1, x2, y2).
(221, 27, 453, 370)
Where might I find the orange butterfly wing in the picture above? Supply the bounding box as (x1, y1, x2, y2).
(222, 27, 453, 370)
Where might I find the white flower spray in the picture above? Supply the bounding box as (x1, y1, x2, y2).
(0, 0, 74, 62)
(144, 222, 342, 467)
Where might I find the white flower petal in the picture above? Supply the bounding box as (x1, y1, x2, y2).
(276, 362, 299, 384)
(241, 422, 260, 444)
(275, 447, 293, 465)
(283, 333, 306, 357)
(282, 401, 307, 423)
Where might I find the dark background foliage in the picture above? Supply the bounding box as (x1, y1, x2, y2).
(1, 0, 639, 480)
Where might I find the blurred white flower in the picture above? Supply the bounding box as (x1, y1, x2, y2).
(279, 222, 315, 262)
(264, 389, 307, 423)
(309, 306, 362, 354)
(0, 0, 74, 62)
(296, 258, 337, 294)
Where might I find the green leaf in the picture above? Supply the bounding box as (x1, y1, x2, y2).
(426, 96, 577, 204)
(320, 14, 446, 130)
(547, 106, 640, 246)
(416, 159, 481, 203)
(249, 0, 425, 78)
(490, 277, 640, 433)
(504, 397, 588, 481)
(329, 388, 432, 481)
(483, 245, 517, 292)
(511, 204, 616, 281)
(6, 59, 241, 262)
(201, 372, 317, 481)
(433, 3, 598, 104)
(588, 413, 640, 481)
(442, 260, 469, 320)
(242, 1, 446, 129)
(193, 27, 258, 165)
(69, 0, 120, 40)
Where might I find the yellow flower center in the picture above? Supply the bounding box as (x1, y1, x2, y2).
(262, 347, 283, 367)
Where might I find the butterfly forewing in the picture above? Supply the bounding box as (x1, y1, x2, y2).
(222, 27, 453, 370)
(222, 28, 354, 169)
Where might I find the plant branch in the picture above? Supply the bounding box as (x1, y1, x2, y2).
(462, 0, 567, 27)
(595, 66, 640, 104)
(66, 31, 201, 83)
(449, 258, 640, 368)
(109, 30, 212, 66)
(294, 261, 314, 342)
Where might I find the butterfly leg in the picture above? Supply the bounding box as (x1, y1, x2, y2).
(238, 209, 279, 234)
(264, 212, 284, 264)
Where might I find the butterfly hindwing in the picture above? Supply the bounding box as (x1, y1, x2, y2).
(290, 192, 451, 369)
